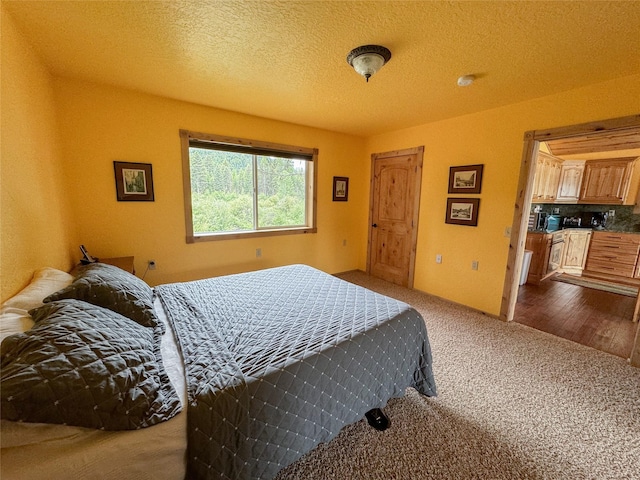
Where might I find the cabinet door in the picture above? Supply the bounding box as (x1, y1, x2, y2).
(531, 157, 545, 202)
(556, 161, 584, 202)
(547, 241, 564, 274)
(525, 233, 551, 283)
(562, 231, 591, 269)
(544, 159, 562, 201)
(532, 153, 562, 203)
(580, 158, 634, 204)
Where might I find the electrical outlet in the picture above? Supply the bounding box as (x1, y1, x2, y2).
(436, 254, 442, 264)
(471, 260, 479, 270)
(608, 210, 615, 217)
(148, 260, 156, 270)
(256, 248, 262, 258)
(342, 239, 347, 246)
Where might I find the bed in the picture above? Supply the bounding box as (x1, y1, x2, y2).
(1, 263, 436, 479)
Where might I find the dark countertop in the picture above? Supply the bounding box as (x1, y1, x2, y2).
(527, 228, 640, 235)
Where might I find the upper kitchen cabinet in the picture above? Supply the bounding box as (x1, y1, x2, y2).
(579, 157, 636, 204)
(531, 152, 562, 203)
(555, 160, 585, 203)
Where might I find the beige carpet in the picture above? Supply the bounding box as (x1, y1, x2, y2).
(275, 271, 640, 480)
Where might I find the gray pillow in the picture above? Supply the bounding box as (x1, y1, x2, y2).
(1, 299, 181, 430)
(44, 262, 158, 328)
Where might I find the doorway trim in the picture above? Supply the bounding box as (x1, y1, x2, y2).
(500, 114, 640, 324)
(367, 146, 424, 288)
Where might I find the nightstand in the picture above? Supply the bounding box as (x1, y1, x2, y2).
(99, 256, 135, 275)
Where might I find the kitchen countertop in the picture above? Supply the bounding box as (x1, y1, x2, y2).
(528, 228, 640, 235)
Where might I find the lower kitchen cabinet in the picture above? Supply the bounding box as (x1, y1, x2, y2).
(583, 231, 640, 285)
(525, 232, 551, 285)
(561, 229, 592, 275)
(525, 231, 566, 285)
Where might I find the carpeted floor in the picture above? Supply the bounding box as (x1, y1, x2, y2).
(275, 271, 640, 480)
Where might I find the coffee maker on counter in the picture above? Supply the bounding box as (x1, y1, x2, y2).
(562, 212, 608, 230)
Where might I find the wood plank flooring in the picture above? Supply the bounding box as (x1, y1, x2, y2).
(513, 277, 638, 359)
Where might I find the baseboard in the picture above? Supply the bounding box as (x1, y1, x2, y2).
(582, 270, 640, 287)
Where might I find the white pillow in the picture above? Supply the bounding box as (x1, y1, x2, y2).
(1, 267, 74, 342)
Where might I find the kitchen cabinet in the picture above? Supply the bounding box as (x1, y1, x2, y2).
(525, 231, 565, 284)
(555, 160, 585, 203)
(579, 158, 635, 204)
(525, 232, 551, 284)
(532, 153, 562, 203)
(583, 231, 640, 285)
(561, 229, 592, 275)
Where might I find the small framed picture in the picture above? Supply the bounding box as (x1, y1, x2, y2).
(333, 176, 349, 202)
(113, 161, 155, 202)
(445, 198, 480, 226)
(448, 164, 484, 194)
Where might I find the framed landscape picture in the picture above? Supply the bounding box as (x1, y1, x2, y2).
(113, 161, 155, 202)
(445, 198, 480, 226)
(333, 176, 349, 201)
(448, 164, 484, 194)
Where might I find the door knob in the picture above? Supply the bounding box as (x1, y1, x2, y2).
(372, 223, 378, 228)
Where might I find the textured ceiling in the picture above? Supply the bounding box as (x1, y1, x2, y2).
(4, 1, 640, 137)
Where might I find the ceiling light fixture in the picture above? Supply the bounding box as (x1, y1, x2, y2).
(347, 45, 392, 82)
(457, 74, 476, 87)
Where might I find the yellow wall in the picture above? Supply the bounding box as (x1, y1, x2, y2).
(0, 7, 77, 301)
(367, 74, 640, 315)
(3, 2, 639, 317)
(53, 79, 368, 286)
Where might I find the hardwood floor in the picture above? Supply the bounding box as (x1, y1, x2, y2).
(513, 277, 638, 359)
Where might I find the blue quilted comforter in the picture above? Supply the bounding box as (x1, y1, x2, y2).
(155, 264, 436, 479)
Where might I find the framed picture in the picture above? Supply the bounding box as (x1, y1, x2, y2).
(448, 164, 484, 194)
(333, 176, 349, 201)
(113, 161, 155, 202)
(445, 198, 480, 226)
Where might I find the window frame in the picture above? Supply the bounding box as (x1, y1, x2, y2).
(180, 129, 318, 243)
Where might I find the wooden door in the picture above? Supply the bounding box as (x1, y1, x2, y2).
(367, 147, 423, 288)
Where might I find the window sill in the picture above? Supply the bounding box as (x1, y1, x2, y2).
(187, 227, 317, 243)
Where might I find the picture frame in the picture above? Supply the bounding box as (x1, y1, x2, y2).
(113, 161, 155, 202)
(445, 198, 480, 226)
(333, 176, 349, 202)
(448, 164, 484, 194)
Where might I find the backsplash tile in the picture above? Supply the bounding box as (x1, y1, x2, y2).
(531, 204, 640, 232)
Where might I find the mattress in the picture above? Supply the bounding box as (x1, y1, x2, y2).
(0, 298, 188, 480)
(155, 264, 436, 479)
(1, 264, 436, 480)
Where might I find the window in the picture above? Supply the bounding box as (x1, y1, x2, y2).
(180, 130, 317, 242)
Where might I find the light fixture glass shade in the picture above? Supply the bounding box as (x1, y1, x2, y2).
(351, 53, 385, 80)
(457, 74, 475, 87)
(347, 45, 392, 82)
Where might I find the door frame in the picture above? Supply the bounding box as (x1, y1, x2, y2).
(367, 146, 424, 288)
(499, 114, 640, 365)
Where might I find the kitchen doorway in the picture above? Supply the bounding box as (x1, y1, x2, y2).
(499, 114, 640, 364)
